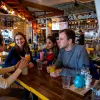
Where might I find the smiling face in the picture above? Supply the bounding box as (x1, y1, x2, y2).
(15, 35, 25, 48)
(46, 38, 55, 49)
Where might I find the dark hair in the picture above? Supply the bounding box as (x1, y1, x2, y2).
(59, 29, 75, 43)
(46, 35, 59, 61)
(0, 34, 3, 46)
(47, 36, 56, 44)
(14, 32, 29, 53)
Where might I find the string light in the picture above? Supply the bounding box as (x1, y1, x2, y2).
(14, 26, 17, 29)
(22, 17, 25, 20)
(1, 2, 27, 21)
(1, 4, 7, 10)
(10, 10, 15, 15)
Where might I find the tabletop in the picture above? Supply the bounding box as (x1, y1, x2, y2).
(16, 67, 93, 100)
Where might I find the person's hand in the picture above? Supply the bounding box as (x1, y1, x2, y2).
(18, 58, 28, 70)
(47, 66, 51, 73)
(50, 69, 62, 77)
(15, 61, 21, 69)
(50, 72, 57, 77)
(55, 69, 62, 75)
(36, 59, 41, 62)
(47, 65, 56, 73)
(43, 61, 48, 65)
(28, 62, 34, 68)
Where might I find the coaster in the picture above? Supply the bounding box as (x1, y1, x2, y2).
(68, 85, 91, 96)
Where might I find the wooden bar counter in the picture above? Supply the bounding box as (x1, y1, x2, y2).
(16, 67, 92, 100)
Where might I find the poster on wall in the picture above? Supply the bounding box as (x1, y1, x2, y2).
(52, 23, 59, 30)
(59, 22, 68, 30)
(52, 22, 68, 30)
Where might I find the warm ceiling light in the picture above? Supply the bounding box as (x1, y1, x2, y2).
(22, 16, 25, 20)
(87, 20, 90, 23)
(1, 5, 7, 10)
(11, 10, 15, 15)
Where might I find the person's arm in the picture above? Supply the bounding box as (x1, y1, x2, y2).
(4, 48, 15, 67)
(0, 68, 22, 89)
(0, 66, 15, 74)
(77, 46, 89, 69)
(0, 58, 28, 89)
(47, 50, 63, 73)
(54, 50, 63, 68)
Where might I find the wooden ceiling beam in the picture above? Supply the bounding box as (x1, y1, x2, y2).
(17, 9, 26, 11)
(21, 0, 64, 13)
(4, 0, 33, 19)
(0, 8, 8, 14)
(11, 6, 19, 8)
(33, 11, 47, 13)
(4, 1, 19, 4)
(2, 1, 33, 20)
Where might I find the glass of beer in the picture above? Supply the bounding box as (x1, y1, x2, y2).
(50, 66, 55, 74)
(25, 54, 30, 62)
(22, 54, 30, 75)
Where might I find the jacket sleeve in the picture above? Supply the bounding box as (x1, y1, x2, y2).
(77, 46, 89, 68)
(4, 48, 15, 67)
(0, 66, 15, 74)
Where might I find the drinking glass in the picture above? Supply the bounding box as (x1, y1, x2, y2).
(25, 54, 30, 62)
(49, 66, 55, 74)
(37, 61, 43, 71)
(22, 54, 30, 75)
(62, 76, 71, 89)
(22, 67, 28, 75)
(40, 51, 44, 61)
(91, 87, 100, 100)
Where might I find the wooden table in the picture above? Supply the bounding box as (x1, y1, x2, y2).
(16, 67, 92, 100)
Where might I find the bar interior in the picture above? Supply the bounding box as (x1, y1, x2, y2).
(0, 0, 100, 100)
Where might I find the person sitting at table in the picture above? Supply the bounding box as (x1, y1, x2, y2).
(4, 32, 36, 100)
(47, 29, 89, 77)
(0, 34, 28, 89)
(36, 36, 59, 65)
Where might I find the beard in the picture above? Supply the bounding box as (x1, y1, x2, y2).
(59, 44, 68, 49)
